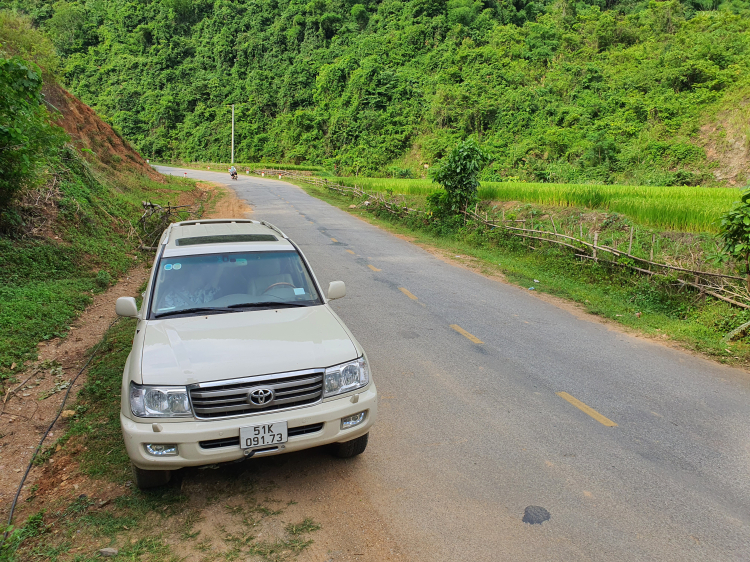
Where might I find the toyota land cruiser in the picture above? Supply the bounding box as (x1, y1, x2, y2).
(115, 219, 377, 489)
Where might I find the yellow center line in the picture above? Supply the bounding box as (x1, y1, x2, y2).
(368, 264, 381, 272)
(450, 324, 483, 344)
(346, 249, 355, 255)
(331, 238, 338, 242)
(399, 287, 418, 301)
(556, 392, 618, 427)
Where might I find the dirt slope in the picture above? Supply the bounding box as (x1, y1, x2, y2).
(42, 82, 161, 181)
(699, 89, 750, 186)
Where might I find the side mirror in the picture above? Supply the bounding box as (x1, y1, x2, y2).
(327, 281, 346, 300)
(116, 297, 139, 318)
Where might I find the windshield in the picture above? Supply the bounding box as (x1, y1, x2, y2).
(149, 251, 321, 318)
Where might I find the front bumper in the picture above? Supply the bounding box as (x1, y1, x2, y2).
(121, 383, 377, 470)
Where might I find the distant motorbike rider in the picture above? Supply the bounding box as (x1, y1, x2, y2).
(229, 165, 237, 179)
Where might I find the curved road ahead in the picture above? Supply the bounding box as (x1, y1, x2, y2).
(156, 166, 750, 561)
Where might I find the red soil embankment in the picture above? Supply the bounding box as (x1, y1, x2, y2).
(43, 83, 162, 181)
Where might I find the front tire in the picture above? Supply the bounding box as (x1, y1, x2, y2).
(331, 433, 368, 458)
(132, 463, 172, 489)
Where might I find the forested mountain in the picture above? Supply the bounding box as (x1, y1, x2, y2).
(4, 0, 750, 184)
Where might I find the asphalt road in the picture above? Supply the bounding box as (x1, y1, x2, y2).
(157, 166, 750, 561)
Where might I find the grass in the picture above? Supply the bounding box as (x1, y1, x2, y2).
(59, 318, 139, 480)
(333, 177, 741, 233)
(289, 178, 750, 367)
(285, 518, 321, 536)
(0, 159, 199, 383)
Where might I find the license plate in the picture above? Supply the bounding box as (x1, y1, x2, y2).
(239, 421, 288, 449)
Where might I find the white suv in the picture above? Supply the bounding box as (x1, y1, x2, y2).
(115, 219, 377, 489)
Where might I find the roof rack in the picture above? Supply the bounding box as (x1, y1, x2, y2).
(161, 223, 174, 246)
(175, 219, 258, 227)
(260, 221, 288, 239)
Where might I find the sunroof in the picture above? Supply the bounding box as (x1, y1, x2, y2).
(176, 234, 278, 246)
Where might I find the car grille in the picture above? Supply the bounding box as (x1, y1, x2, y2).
(189, 369, 324, 419)
(199, 423, 325, 449)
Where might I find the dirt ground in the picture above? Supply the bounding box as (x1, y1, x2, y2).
(160, 451, 408, 562)
(0, 268, 151, 510)
(194, 181, 253, 218)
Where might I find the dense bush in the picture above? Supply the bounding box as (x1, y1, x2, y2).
(718, 188, 750, 289)
(4, 0, 750, 183)
(430, 138, 487, 213)
(0, 56, 66, 211)
(0, 12, 67, 214)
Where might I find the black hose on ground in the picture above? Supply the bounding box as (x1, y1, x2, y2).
(0, 318, 120, 549)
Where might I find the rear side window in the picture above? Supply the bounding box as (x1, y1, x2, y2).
(150, 251, 320, 317)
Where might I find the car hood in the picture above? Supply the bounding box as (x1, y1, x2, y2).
(139, 305, 358, 385)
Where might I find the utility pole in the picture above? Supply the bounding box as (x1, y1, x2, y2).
(227, 101, 250, 163)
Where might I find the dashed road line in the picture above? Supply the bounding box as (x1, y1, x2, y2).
(368, 265, 381, 272)
(346, 250, 355, 255)
(399, 288, 418, 301)
(450, 324, 483, 344)
(331, 238, 338, 242)
(556, 392, 618, 427)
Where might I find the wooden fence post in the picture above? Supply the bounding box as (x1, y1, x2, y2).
(593, 232, 598, 261)
(650, 234, 655, 262)
(628, 227, 633, 256)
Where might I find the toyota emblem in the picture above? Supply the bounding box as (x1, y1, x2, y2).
(247, 387, 274, 406)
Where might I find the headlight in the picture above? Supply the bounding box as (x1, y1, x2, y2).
(130, 382, 192, 418)
(324, 357, 369, 398)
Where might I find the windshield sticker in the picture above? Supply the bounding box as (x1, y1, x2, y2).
(294, 288, 305, 295)
(236, 258, 247, 265)
(157, 306, 176, 311)
(164, 264, 173, 271)
(173, 263, 182, 270)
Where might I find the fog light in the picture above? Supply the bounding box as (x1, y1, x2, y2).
(341, 411, 366, 430)
(144, 443, 178, 456)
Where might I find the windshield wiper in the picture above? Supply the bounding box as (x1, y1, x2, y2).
(154, 306, 234, 318)
(228, 301, 311, 309)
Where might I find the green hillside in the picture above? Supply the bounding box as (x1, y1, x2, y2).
(5, 0, 750, 185)
(0, 14, 201, 379)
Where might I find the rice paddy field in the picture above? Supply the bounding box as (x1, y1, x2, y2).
(334, 177, 741, 233)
